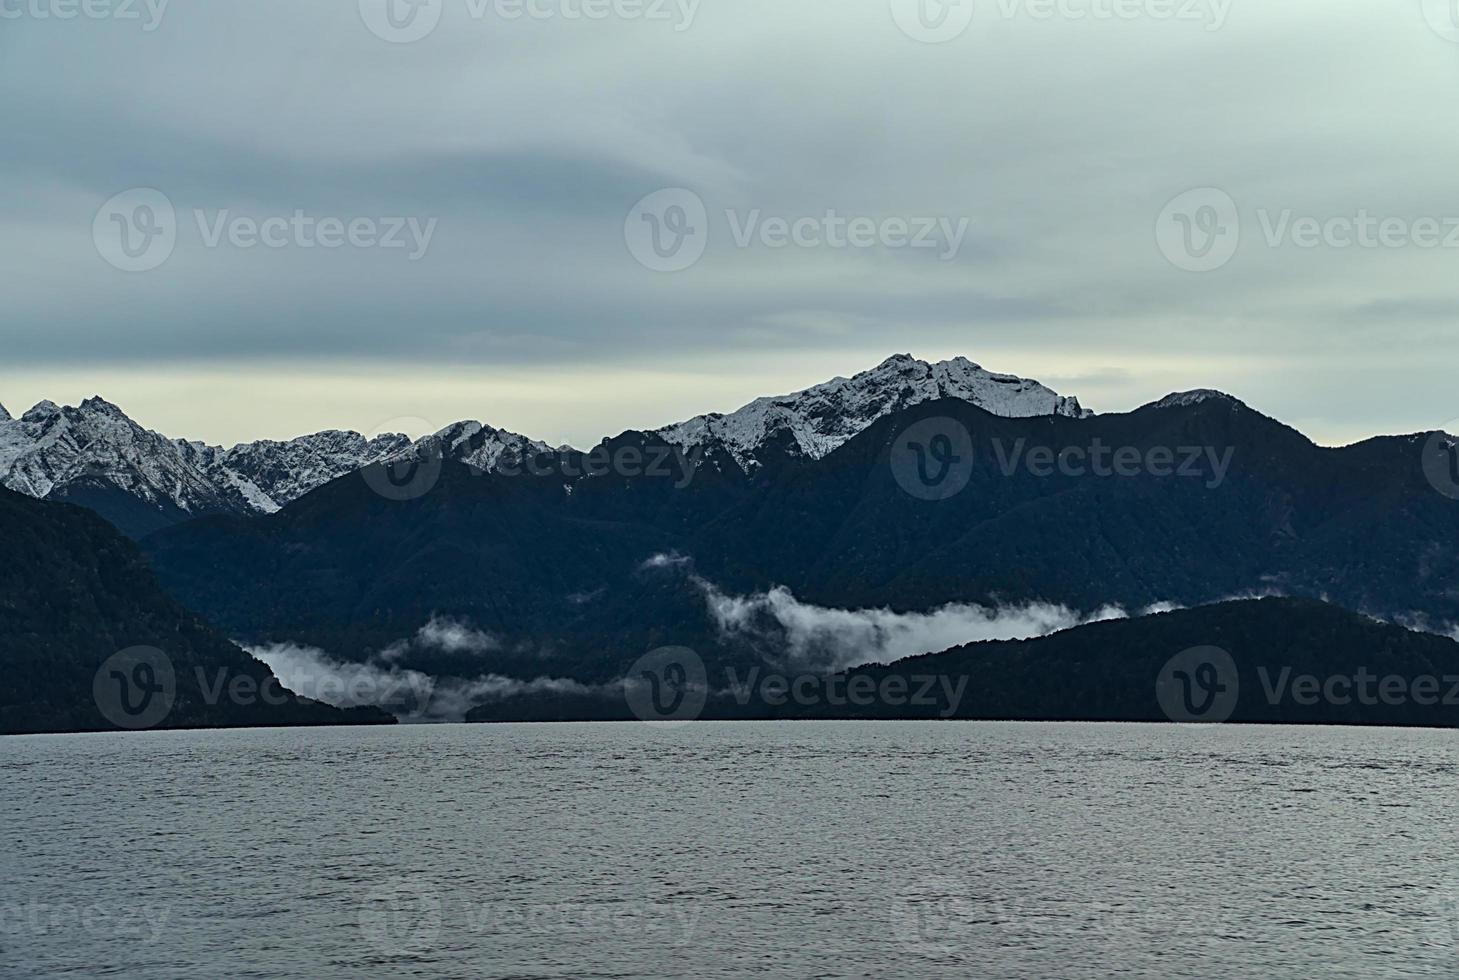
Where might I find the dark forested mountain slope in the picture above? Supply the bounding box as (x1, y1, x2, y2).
(139, 393, 1459, 687)
(0, 486, 394, 734)
(809, 597, 1459, 726)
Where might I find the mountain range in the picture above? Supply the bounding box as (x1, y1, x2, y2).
(0, 355, 1087, 537)
(0, 396, 548, 537)
(6, 352, 1459, 730)
(139, 383, 1459, 691)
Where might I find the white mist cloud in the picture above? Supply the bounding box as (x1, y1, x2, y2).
(692, 578, 1161, 672)
(247, 641, 594, 723)
(379, 614, 502, 662)
(417, 615, 500, 654)
(1392, 612, 1459, 644)
(640, 552, 691, 570)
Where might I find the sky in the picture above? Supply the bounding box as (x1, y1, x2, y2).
(3, 0, 1459, 448)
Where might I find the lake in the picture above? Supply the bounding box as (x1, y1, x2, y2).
(3, 721, 1458, 978)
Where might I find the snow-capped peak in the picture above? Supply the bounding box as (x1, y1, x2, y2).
(0, 397, 243, 513)
(22, 400, 61, 422)
(412, 420, 553, 473)
(0, 355, 1087, 527)
(1148, 390, 1241, 410)
(0, 396, 558, 526)
(656, 353, 1091, 471)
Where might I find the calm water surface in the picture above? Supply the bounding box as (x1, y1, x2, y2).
(3, 722, 1459, 979)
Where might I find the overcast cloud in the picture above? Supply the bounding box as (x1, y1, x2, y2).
(3, 0, 1458, 447)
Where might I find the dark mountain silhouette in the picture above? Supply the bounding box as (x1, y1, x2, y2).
(0, 486, 395, 734)
(139, 394, 1459, 693)
(464, 598, 1459, 726)
(793, 597, 1459, 726)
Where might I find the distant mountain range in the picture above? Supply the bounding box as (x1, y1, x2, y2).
(0, 355, 1087, 537)
(6, 352, 1458, 731)
(139, 386, 1459, 691)
(0, 396, 546, 537)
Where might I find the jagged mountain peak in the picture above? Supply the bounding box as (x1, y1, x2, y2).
(416, 419, 553, 472)
(22, 400, 61, 422)
(0, 402, 10, 422)
(78, 395, 128, 416)
(1148, 389, 1244, 410)
(657, 353, 1091, 471)
(0, 395, 556, 533)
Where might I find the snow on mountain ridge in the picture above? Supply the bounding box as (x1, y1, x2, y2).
(0, 396, 550, 520)
(0, 397, 244, 513)
(656, 353, 1091, 471)
(0, 354, 1091, 520)
(415, 420, 554, 474)
(203, 429, 416, 513)
(1147, 390, 1242, 410)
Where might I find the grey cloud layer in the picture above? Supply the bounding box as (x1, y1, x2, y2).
(3, 0, 1459, 438)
